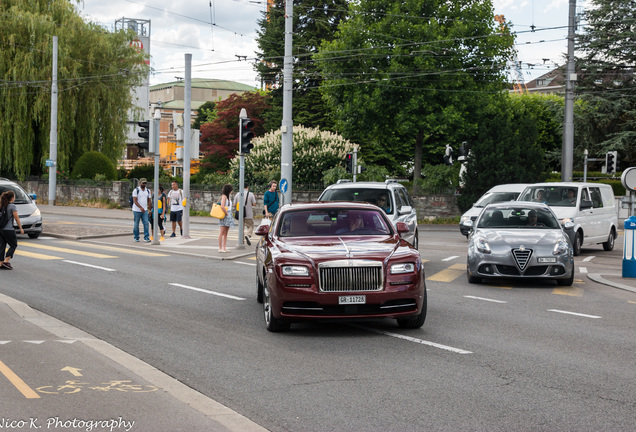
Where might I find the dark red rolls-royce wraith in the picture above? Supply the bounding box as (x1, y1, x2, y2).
(255, 202, 427, 332)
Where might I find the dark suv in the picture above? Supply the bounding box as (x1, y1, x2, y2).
(318, 180, 419, 248)
(0, 178, 43, 238)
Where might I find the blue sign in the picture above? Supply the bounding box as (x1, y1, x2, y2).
(280, 178, 288, 194)
(45, 159, 55, 167)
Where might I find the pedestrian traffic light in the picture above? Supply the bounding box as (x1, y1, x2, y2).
(137, 120, 149, 150)
(345, 153, 353, 173)
(240, 118, 254, 154)
(605, 151, 618, 174)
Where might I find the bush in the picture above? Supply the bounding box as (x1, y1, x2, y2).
(71, 152, 117, 180)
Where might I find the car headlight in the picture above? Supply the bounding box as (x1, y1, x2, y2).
(553, 239, 569, 255)
(461, 216, 471, 224)
(390, 263, 416, 274)
(476, 237, 491, 254)
(30, 208, 41, 218)
(282, 265, 310, 276)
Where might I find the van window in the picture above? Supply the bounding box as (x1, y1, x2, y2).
(589, 187, 603, 208)
(519, 186, 578, 207)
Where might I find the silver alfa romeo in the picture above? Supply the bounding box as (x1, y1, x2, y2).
(465, 201, 574, 286)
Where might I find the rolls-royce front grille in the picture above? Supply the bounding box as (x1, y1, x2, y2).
(318, 260, 383, 292)
(512, 249, 532, 270)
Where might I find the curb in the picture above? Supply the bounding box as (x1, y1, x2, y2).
(587, 273, 636, 294)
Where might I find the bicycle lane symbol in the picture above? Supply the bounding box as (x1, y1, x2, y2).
(37, 380, 158, 395)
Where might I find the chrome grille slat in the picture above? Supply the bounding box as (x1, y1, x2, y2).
(318, 260, 383, 292)
(512, 249, 532, 270)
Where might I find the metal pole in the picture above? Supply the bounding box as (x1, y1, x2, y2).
(353, 148, 357, 183)
(151, 110, 161, 245)
(583, 149, 588, 182)
(182, 54, 192, 238)
(237, 109, 247, 250)
(48, 36, 58, 206)
(280, 0, 294, 205)
(562, 0, 576, 182)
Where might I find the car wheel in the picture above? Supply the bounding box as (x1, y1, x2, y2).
(256, 269, 264, 304)
(557, 266, 575, 286)
(28, 233, 40, 239)
(573, 231, 582, 256)
(396, 290, 427, 329)
(263, 278, 290, 332)
(602, 229, 616, 251)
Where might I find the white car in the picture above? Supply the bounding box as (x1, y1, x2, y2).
(459, 184, 530, 237)
(0, 178, 43, 238)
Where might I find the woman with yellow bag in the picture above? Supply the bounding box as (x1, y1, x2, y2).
(217, 184, 234, 253)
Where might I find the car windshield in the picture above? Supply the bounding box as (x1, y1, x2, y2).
(518, 186, 578, 207)
(320, 188, 394, 214)
(477, 207, 560, 229)
(278, 209, 393, 237)
(474, 191, 520, 208)
(0, 184, 31, 204)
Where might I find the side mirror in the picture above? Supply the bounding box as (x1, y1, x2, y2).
(464, 220, 474, 229)
(562, 220, 574, 230)
(580, 200, 593, 210)
(398, 205, 413, 215)
(396, 222, 410, 234)
(28, 193, 37, 202)
(255, 224, 270, 236)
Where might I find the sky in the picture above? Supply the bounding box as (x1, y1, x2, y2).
(77, 0, 590, 88)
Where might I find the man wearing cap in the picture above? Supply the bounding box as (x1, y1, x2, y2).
(132, 178, 152, 243)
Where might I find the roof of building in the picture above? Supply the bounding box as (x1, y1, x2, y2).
(157, 100, 209, 110)
(150, 78, 257, 92)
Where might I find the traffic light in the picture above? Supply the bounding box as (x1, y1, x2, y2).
(240, 118, 254, 154)
(606, 151, 617, 174)
(137, 120, 149, 150)
(345, 153, 353, 173)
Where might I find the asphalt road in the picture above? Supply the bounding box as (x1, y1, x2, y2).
(2, 223, 635, 432)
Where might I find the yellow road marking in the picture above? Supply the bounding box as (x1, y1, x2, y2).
(59, 242, 168, 257)
(428, 268, 465, 282)
(0, 360, 40, 399)
(19, 243, 115, 259)
(448, 263, 466, 270)
(14, 250, 63, 260)
(552, 287, 584, 296)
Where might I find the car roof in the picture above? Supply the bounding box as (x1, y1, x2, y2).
(486, 183, 531, 193)
(485, 201, 551, 210)
(524, 182, 612, 189)
(323, 181, 405, 190)
(279, 201, 381, 212)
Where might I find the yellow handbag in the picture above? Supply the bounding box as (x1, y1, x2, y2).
(210, 202, 225, 219)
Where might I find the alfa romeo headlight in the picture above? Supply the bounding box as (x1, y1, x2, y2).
(282, 265, 309, 276)
(391, 263, 415, 274)
(553, 239, 569, 255)
(476, 237, 491, 254)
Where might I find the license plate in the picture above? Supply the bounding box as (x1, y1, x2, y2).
(537, 257, 557, 263)
(339, 295, 366, 305)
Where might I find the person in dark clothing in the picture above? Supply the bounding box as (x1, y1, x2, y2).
(0, 191, 24, 270)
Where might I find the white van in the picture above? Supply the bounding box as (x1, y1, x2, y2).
(517, 182, 617, 255)
(459, 183, 530, 236)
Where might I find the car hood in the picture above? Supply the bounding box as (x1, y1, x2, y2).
(476, 228, 566, 246)
(275, 237, 406, 261)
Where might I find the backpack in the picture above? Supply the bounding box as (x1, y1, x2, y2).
(0, 206, 10, 228)
(129, 187, 142, 208)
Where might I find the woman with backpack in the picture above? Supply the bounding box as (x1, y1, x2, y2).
(0, 191, 24, 270)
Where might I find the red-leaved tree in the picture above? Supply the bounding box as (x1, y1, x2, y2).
(199, 92, 270, 172)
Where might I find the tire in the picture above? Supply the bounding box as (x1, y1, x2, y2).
(256, 269, 264, 304)
(28, 233, 40, 239)
(557, 266, 575, 286)
(602, 229, 616, 251)
(263, 278, 291, 332)
(397, 290, 427, 329)
(573, 231, 582, 256)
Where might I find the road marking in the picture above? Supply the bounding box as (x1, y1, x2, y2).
(582, 256, 595, 262)
(428, 265, 465, 282)
(20, 243, 116, 259)
(579, 266, 588, 274)
(547, 309, 601, 319)
(464, 295, 507, 304)
(169, 283, 246, 300)
(15, 250, 63, 260)
(63, 260, 116, 272)
(61, 366, 83, 377)
(24, 341, 45, 344)
(442, 256, 459, 262)
(552, 287, 583, 296)
(0, 360, 40, 399)
(61, 241, 169, 257)
(360, 327, 472, 354)
(235, 261, 256, 266)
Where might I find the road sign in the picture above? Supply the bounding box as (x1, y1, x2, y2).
(45, 159, 55, 167)
(280, 178, 288, 194)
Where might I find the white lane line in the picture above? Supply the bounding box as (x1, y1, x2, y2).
(169, 283, 246, 301)
(234, 261, 256, 266)
(63, 260, 116, 272)
(359, 327, 472, 354)
(442, 256, 459, 262)
(547, 309, 601, 319)
(582, 256, 595, 262)
(579, 266, 588, 274)
(464, 295, 507, 304)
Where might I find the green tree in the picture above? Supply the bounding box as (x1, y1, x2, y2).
(192, 101, 217, 130)
(576, 0, 636, 167)
(254, 0, 348, 132)
(71, 151, 117, 180)
(0, 0, 147, 180)
(316, 0, 515, 189)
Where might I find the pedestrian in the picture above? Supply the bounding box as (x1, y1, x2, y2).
(233, 185, 256, 245)
(263, 180, 279, 218)
(132, 178, 152, 243)
(150, 185, 168, 241)
(0, 191, 24, 270)
(167, 181, 184, 237)
(218, 184, 234, 253)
